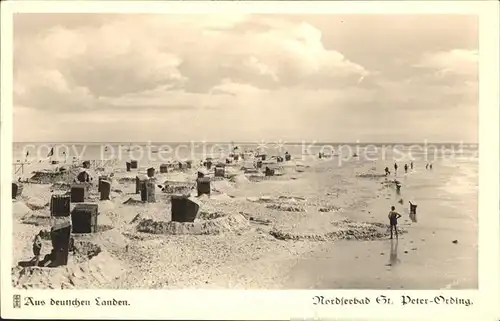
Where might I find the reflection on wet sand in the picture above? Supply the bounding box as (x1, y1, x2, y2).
(389, 239, 400, 267)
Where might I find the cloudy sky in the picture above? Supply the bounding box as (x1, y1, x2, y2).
(13, 14, 478, 143)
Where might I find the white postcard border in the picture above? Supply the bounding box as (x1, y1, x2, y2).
(1, 1, 499, 320)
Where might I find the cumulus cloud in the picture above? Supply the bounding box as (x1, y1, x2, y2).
(415, 49, 478, 77)
(12, 14, 478, 143)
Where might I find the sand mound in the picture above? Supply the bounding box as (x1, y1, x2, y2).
(269, 219, 406, 241)
(269, 229, 327, 241)
(29, 170, 70, 184)
(247, 195, 276, 203)
(357, 173, 387, 179)
(13, 201, 32, 218)
(266, 198, 306, 212)
(327, 219, 407, 240)
(12, 250, 126, 289)
(51, 181, 72, 190)
(136, 213, 250, 235)
(247, 174, 265, 182)
(123, 198, 145, 205)
(118, 177, 136, 183)
(198, 211, 226, 220)
(212, 180, 235, 194)
(266, 203, 305, 212)
(318, 205, 342, 213)
(25, 197, 48, 210)
(21, 213, 51, 226)
(72, 229, 129, 254)
(161, 181, 195, 194)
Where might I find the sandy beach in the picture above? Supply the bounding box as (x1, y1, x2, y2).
(11, 143, 478, 290)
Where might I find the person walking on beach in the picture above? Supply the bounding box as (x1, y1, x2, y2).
(384, 167, 390, 176)
(425, 163, 429, 170)
(394, 162, 398, 173)
(388, 206, 402, 239)
(409, 201, 418, 215)
(395, 183, 401, 195)
(409, 200, 418, 223)
(410, 161, 414, 170)
(32, 231, 43, 267)
(404, 164, 408, 173)
(429, 163, 433, 170)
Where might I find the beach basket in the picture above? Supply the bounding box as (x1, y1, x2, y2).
(160, 164, 168, 173)
(147, 167, 155, 178)
(256, 161, 263, 169)
(186, 160, 192, 169)
(130, 160, 138, 169)
(50, 194, 71, 217)
(126, 162, 131, 172)
(171, 195, 200, 223)
(12, 182, 23, 200)
(71, 203, 98, 233)
(140, 180, 155, 203)
(100, 180, 111, 201)
(196, 177, 211, 196)
(82, 161, 90, 169)
(98, 175, 109, 192)
(71, 184, 88, 202)
(50, 220, 71, 266)
(135, 175, 148, 194)
(205, 161, 212, 170)
(215, 166, 225, 178)
(260, 154, 267, 161)
(285, 154, 291, 161)
(233, 154, 239, 161)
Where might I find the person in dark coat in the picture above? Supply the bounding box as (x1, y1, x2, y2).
(32, 231, 43, 266)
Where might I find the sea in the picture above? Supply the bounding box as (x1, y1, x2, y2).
(12, 142, 478, 165)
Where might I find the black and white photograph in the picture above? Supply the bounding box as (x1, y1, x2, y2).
(1, 1, 499, 320)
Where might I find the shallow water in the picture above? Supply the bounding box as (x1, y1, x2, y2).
(285, 147, 478, 289)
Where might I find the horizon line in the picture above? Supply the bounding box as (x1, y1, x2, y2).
(12, 141, 479, 145)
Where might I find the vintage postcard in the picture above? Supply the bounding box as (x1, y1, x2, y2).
(1, 1, 499, 320)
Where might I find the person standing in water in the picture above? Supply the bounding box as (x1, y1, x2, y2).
(425, 163, 429, 170)
(409, 200, 418, 223)
(429, 163, 433, 170)
(404, 164, 408, 173)
(388, 206, 402, 239)
(410, 161, 414, 170)
(384, 167, 390, 176)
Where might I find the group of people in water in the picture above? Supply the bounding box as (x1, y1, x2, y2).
(384, 161, 429, 239)
(384, 161, 434, 176)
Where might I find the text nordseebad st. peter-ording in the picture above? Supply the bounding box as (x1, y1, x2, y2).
(401, 295, 472, 307)
(313, 295, 473, 307)
(24, 297, 130, 307)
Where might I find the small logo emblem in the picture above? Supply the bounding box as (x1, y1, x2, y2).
(13, 294, 21, 309)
